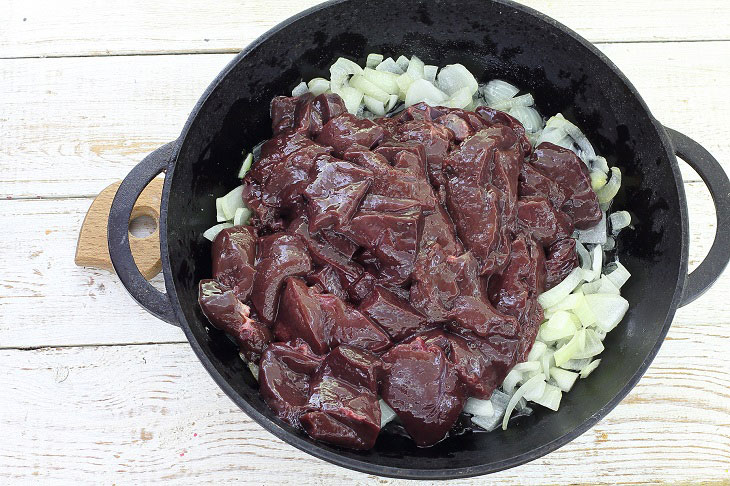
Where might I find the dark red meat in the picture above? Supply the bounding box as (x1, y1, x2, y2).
(201, 94, 603, 450)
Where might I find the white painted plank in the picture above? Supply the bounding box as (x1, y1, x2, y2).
(2, 42, 728, 199)
(0, 181, 724, 349)
(2, 0, 729, 59)
(0, 328, 727, 484)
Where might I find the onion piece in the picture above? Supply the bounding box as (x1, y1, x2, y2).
(406, 55, 425, 80)
(605, 262, 631, 289)
(366, 53, 383, 68)
(561, 358, 592, 371)
(379, 399, 397, 426)
(590, 244, 603, 281)
(576, 240, 591, 271)
(423, 65, 438, 84)
(385, 94, 399, 113)
(527, 341, 548, 361)
(538, 267, 584, 308)
(542, 349, 555, 377)
(333, 85, 364, 114)
(247, 361, 259, 381)
(502, 374, 545, 430)
(539, 310, 579, 342)
(523, 378, 547, 401)
(549, 367, 578, 392)
(464, 397, 495, 416)
(592, 155, 610, 173)
(396, 55, 410, 72)
(546, 113, 596, 162)
(590, 170, 607, 191)
(481, 80, 520, 104)
(375, 57, 404, 75)
(580, 359, 601, 378)
(513, 361, 541, 373)
(596, 167, 622, 203)
(363, 95, 385, 116)
(238, 153, 253, 179)
(330, 57, 363, 89)
(490, 93, 534, 111)
(215, 198, 227, 222)
(604, 236, 616, 251)
(219, 185, 244, 220)
(533, 383, 562, 411)
(502, 369, 523, 394)
(437, 63, 478, 96)
(509, 105, 543, 133)
(573, 294, 597, 327)
(307, 77, 330, 96)
(395, 72, 414, 100)
(349, 74, 390, 102)
(405, 79, 448, 106)
(444, 86, 473, 109)
(233, 206, 252, 226)
(609, 210, 632, 234)
(573, 328, 605, 359)
(203, 222, 233, 241)
(554, 329, 586, 367)
(583, 294, 629, 332)
(363, 67, 400, 95)
(291, 81, 308, 97)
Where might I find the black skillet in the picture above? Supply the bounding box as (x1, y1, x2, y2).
(105, 0, 730, 479)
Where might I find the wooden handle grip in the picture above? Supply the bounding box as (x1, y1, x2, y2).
(75, 178, 164, 280)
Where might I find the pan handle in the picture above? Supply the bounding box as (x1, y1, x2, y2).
(107, 141, 180, 325)
(664, 127, 730, 307)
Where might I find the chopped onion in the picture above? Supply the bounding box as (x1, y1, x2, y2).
(583, 294, 629, 332)
(366, 53, 383, 68)
(363, 95, 385, 116)
(363, 67, 400, 94)
(527, 341, 548, 361)
(248, 362, 259, 381)
(238, 153, 253, 179)
(542, 349, 554, 377)
(215, 198, 227, 222)
(406, 55, 425, 80)
(577, 212, 607, 245)
(481, 80, 519, 104)
(502, 369, 523, 394)
(437, 64, 478, 96)
(233, 207, 252, 226)
(554, 329, 586, 367)
(539, 310, 579, 342)
(307, 77, 330, 96)
(444, 86, 473, 109)
(334, 85, 364, 114)
(547, 114, 596, 162)
(423, 65, 438, 84)
(533, 383, 562, 411)
(590, 170, 608, 191)
(604, 236, 616, 251)
(218, 185, 245, 220)
(396, 55, 410, 72)
(376, 57, 404, 75)
(573, 294, 597, 327)
(405, 79, 448, 106)
(464, 397, 495, 416)
(509, 105, 543, 133)
(537, 125, 571, 148)
(590, 244, 603, 281)
(605, 262, 631, 289)
(576, 240, 591, 270)
(513, 361, 541, 373)
(330, 57, 363, 89)
(596, 167, 622, 204)
(549, 367, 578, 392)
(609, 210, 632, 234)
(349, 74, 390, 103)
(203, 222, 233, 241)
(592, 155, 610, 173)
(395, 72, 414, 100)
(490, 93, 534, 111)
(380, 399, 397, 426)
(573, 328, 605, 359)
(538, 267, 584, 308)
(560, 358, 592, 371)
(523, 378, 547, 401)
(291, 81, 308, 97)
(502, 374, 545, 430)
(385, 94, 399, 113)
(580, 359, 601, 378)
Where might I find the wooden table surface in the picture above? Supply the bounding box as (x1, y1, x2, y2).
(2, 1, 729, 484)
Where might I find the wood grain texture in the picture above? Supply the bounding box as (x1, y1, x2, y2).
(75, 177, 164, 280)
(2, 0, 730, 59)
(2, 42, 728, 199)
